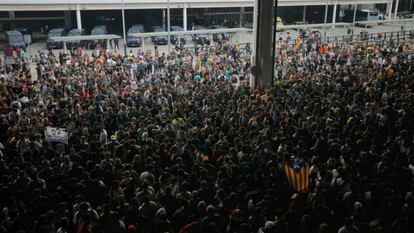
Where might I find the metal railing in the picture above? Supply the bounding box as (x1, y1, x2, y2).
(49, 34, 122, 52)
(171, 42, 252, 57)
(276, 29, 414, 47)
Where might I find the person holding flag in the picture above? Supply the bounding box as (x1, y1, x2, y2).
(294, 36, 301, 52)
(284, 157, 309, 193)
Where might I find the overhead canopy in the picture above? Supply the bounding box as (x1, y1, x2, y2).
(0, 0, 389, 11)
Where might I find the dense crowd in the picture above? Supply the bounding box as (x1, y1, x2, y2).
(0, 30, 413, 233)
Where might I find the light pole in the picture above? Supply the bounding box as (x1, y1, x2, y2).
(324, 0, 329, 36)
(394, 0, 400, 20)
(388, 0, 394, 20)
(167, 0, 171, 53)
(121, 0, 127, 55)
(352, 0, 357, 36)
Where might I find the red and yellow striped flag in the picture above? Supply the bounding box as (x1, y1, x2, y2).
(294, 36, 301, 51)
(284, 162, 309, 193)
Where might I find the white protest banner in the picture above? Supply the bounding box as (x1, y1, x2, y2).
(44, 127, 69, 144)
(5, 57, 15, 65)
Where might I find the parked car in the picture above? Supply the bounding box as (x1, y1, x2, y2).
(5, 31, 26, 48)
(192, 25, 210, 45)
(67, 28, 87, 49)
(47, 28, 66, 49)
(209, 25, 231, 43)
(127, 24, 144, 47)
(170, 26, 186, 45)
(90, 25, 108, 48)
(151, 26, 168, 45)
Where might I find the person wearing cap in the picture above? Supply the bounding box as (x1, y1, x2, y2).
(108, 135, 120, 154)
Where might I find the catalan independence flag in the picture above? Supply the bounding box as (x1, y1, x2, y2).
(284, 161, 309, 193)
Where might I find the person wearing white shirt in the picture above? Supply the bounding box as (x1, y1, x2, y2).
(99, 127, 108, 145)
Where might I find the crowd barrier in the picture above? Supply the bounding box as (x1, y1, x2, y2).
(277, 30, 414, 47)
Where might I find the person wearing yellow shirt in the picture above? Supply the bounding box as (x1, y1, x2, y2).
(235, 44, 241, 55)
(377, 70, 385, 80)
(331, 40, 337, 49)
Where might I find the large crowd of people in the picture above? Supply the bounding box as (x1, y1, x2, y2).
(0, 28, 413, 233)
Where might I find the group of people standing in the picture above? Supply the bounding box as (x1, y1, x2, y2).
(0, 27, 413, 233)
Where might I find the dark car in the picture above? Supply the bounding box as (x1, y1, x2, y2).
(67, 28, 87, 49)
(90, 25, 108, 48)
(209, 25, 231, 43)
(15, 27, 32, 36)
(192, 25, 210, 45)
(5, 31, 26, 49)
(127, 24, 144, 47)
(47, 28, 66, 49)
(151, 26, 168, 45)
(170, 26, 186, 45)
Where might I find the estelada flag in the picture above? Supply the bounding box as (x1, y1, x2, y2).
(285, 161, 309, 193)
(294, 36, 301, 51)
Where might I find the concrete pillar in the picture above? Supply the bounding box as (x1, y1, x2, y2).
(240, 7, 245, 27)
(64, 11, 72, 26)
(352, 3, 357, 32)
(76, 4, 82, 30)
(255, 0, 274, 89)
(251, 0, 258, 90)
(394, 0, 400, 19)
(386, 0, 391, 16)
(183, 4, 187, 31)
(332, 3, 337, 27)
(9, 11, 16, 29)
(162, 9, 166, 30)
(303, 6, 307, 23)
(8, 11, 15, 19)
